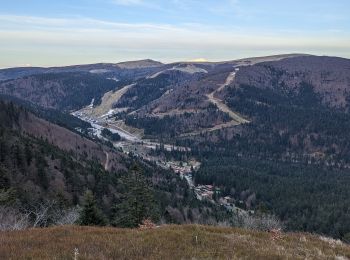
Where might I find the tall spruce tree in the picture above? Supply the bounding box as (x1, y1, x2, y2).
(78, 190, 106, 226)
(113, 164, 159, 228)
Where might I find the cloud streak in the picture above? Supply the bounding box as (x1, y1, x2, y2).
(0, 14, 349, 67)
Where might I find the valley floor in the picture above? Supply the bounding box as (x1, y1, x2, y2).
(1, 225, 349, 259)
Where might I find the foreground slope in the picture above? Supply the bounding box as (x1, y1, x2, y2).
(1, 225, 349, 259)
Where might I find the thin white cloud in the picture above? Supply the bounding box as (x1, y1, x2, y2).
(0, 14, 348, 49)
(0, 14, 349, 67)
(0, 14, 182, 31)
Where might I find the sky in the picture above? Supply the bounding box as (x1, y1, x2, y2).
(0, 0, 349, 68)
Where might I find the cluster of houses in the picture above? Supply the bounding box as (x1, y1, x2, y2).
(218, 196, 236, 211)
(168, 161, 193, 175)
(194, 185, 216, 201)
(181, 174, 252, 215)
(174, 165, 239, 212)
(192, 184, 243, 214)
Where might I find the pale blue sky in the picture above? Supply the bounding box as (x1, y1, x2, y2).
(1, 0, 349, 67)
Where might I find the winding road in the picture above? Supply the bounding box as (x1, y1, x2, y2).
(104, 151, 110, 171)
(181, 70, 250, 137)
(206, 71, 249, 125)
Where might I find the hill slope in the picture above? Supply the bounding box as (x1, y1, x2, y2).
(0, 72, 125, 110)
(232, 55, 350, 109)
(1, 225, 349, 259)
(0, 100, 230, 227)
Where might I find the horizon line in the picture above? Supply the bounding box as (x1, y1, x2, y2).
(2, 53, 347, 70)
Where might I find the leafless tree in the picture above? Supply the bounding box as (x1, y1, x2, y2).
(233, 212, 284, 232)
(0, 206, 30, 231)
(53, 207, 80, 226)
(25, 200, 56, 228)
(0, 200, 80, 230)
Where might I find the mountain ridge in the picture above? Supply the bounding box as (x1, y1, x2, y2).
(1, 54, 308, 70)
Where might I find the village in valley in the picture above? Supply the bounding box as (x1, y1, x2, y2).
(72, 109, 250, 216)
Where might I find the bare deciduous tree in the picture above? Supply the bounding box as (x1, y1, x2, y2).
(0, 200, 80, 230)
(53, 207, 80, 226)
(0, 206, 30, 231)
(233, 212, 284, 232)
(25, 200, 56, 228)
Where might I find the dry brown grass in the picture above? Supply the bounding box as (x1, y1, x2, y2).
(1, 225, 349, 259)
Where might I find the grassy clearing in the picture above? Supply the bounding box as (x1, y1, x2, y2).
(1, 225, 349, 259)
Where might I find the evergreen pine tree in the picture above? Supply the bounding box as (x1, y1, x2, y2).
(113, 164, 160, 228)
(78, 190, 106, 226)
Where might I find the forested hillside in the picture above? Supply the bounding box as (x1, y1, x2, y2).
(0, 101, 228, 230)
(0, 73, 126, 110)
(173, 58, 350, 240)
